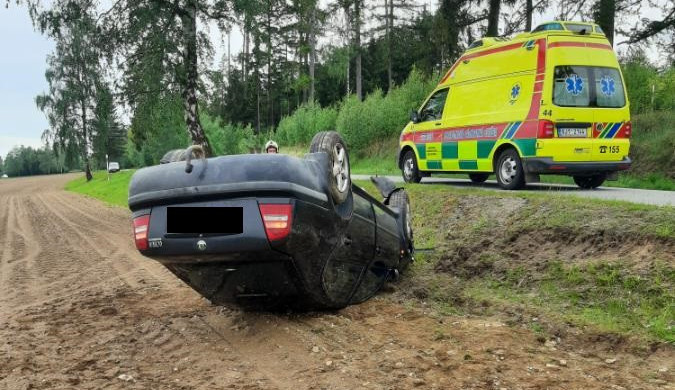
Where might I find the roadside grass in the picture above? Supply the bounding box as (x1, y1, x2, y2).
(464, 261, 674, 343)
(355, 179, 674, 344)
(68, 172, 675, 343)
(64, 170, 135, 208)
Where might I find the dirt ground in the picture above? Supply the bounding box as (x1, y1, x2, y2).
(0, 174, 672, 390)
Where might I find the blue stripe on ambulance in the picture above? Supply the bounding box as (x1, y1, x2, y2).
(506, 121, 522, 139)
(604, 122, 622, 138)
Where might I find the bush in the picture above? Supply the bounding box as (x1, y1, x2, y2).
(201, 114, 259, 155)
(630, 110, 675, 179)
(621, 57, 675, 114)
(336, 68, 436, 154)
(276, 103, 338, 146)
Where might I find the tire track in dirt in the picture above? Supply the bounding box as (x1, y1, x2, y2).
(1, 174, 672, 390)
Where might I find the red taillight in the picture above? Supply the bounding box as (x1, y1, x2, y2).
(133, 214, 150, 250)
(618, 121, 632, 138)
(258, 204, 293, 241)
(537, 120, 555, 138)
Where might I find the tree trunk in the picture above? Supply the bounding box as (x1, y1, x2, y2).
(343, 3, 351, 97)
(266, 1, 272, 128)
(594, 0, 615, 45)
(309, 6, 317, 103)
(81, 100, 92, 182)
(385, 0, 392, 92)
(181, 0, 213, 156)
(486, 0, 501, 37)
(354, 0, 362, 100)
(525, 0, 533, 31)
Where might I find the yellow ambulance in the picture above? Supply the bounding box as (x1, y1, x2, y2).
(398, 21, 631, 189)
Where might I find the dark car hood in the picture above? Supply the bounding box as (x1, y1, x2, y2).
(128, 153, 331, 210)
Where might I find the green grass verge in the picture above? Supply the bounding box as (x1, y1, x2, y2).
(356, 179, 674, 343)
(66, 171, 674, 343)
(64, 170, 135, 208)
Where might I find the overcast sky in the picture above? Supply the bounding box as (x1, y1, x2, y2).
(0, 1, 668, 160)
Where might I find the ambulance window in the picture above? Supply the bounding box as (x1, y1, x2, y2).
(532, 22, 563, 33)
(553, 66, 625, 108)
(595, 26, 604, 34)
(565, 23, 592, 34)
(468, 40, 483, 49)
(593, 68, 625, 108)
(420, 89, 449, 122)
(554, 66, 591, 107)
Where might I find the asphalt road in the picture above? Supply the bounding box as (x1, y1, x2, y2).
(352, 174, 675, 207)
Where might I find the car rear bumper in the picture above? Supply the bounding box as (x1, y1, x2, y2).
(524, 157, 632, 175)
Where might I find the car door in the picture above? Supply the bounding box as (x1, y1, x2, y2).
(321, 192, 376, 306)
(350, 195, 400, 304)
(413, 88, 449, 170)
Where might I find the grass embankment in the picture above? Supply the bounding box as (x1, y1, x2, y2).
(64, 170, 135, 208)
(66, 171, 674, 344)
(356, 180, 674, 344)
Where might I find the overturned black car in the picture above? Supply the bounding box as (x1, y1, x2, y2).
(128, 132, 414, 310)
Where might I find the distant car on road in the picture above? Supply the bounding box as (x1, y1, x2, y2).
(1, 174, 7, 179)
(108, 162, 120, 173)
(128, 132, 414, 310)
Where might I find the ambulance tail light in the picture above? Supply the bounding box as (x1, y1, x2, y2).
(616, 121, 632, 138)
(537, 120, 555, 138)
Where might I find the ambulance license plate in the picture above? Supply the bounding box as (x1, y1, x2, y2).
(558, 128, 587, 138)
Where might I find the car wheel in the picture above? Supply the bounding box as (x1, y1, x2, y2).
(401, 150, 422, 183)
(387, 189, 414, 271)
(495, 149, 525, 190)
(469, 173, 489, 183)
(310, 131, 351, 205)
(573, 174, 606, 189)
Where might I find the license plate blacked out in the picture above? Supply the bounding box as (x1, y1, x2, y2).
(167, 207, 243, 234)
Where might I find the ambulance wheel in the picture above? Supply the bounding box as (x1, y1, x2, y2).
(495, 149, 525, 190)
(469, 173, 489, 183)
(573, 174, 606, 189)
(402, 150, 422, 183)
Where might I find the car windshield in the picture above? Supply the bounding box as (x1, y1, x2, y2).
(553, 66, 626, 108)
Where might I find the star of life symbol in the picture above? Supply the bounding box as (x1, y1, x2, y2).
(565, 74, 583, 95)
(600, 76, 615, 96)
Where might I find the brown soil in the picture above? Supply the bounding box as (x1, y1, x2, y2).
(0, 175, 672, 390)
(435, 197, 675, 278)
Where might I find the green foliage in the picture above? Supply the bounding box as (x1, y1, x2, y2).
(630, 110, 675, 179)
(91, 83, 126, 170)
(336, 69, 437, 154)
(276, 103, 338, 146)
(201, 113, 259, 155)
(125, 95, 189, 167)
(621, 53, 675, 114)
(34, 1, 103, 180)
(3, 146, 68, 177)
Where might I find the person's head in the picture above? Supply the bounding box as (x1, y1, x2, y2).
(264, 140, 278, 154)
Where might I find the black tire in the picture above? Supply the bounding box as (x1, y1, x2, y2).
(495, 148, 525, 190)
(309, 131, 351, 205)
(573, 174, 606, 189)
(160, 149, 186, 164)
(469, 173, 489, 183)
(401, 150, 422, 183)
(387, 189, 414, 271)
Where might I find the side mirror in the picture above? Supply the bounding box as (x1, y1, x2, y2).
(410, 110, 420, 124)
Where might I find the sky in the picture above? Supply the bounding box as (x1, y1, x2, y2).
(0, 1, 668, 160)
(0, 4, 54, 159)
